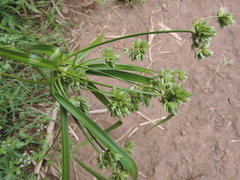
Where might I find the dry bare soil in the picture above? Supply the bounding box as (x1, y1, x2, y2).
(57, 0, 240, 179)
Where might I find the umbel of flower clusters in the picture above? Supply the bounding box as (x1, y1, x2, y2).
(191, 8, 235, 61)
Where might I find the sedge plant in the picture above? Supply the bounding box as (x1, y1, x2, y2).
(0, 8, 234, 180)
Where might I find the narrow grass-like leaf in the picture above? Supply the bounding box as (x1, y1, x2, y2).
(73, 156, 107, 180)
(72, 121, 123, 152)
(88, 63, 152, 75)
(86, 69, 150, 83)
(0, 48, 57, 70)
(60, 105, 70, 180)
(145, 113, 175, 134)
(53, 93, 138, 180)
(87, 82, 110, 107)
(0, 72, 58, 84)
(31, 44, 63, 64)
(72, 32, 104, 65)
(0, 25, 40, 38)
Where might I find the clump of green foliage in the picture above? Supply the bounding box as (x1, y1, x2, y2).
(191, 8, 235, 61)
(0, 7, 235, 180)
(0, 0, 70, 51)
(0, 0, 70, 179)
(97, 141, 135, 179)
(0, 59, 54, 180)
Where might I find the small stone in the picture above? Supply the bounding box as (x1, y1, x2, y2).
(212, 152, 221, 162)
(166, 157, 178, 168)
(61, 6, 69, 14)
(228, 97, 236, 105)
(181, 130, 187, 136)
(81, 1, 93, 8)
(202, 87, 209, 94)
(184, 121, 191, 127)
(162, 3, 167, 11)
(224, 149, 230, 155)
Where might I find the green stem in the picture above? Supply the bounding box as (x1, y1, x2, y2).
(35, 68, 49, 80)
(63, 30, 193, 61)
(57, 78, 67, 97)
(77, 64, 139, 87)
(73, 116, 101, 153)
(79, 57, 104, 65)
(86, 127, 106, 151)
(201, 16, 219, 21)
(53, 81, 65, 98)
(58, 68, 113, 89)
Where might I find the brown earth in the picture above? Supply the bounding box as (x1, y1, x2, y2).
(56, 0, 240, 179)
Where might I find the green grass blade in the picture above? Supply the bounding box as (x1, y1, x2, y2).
(71, 121, 123, 152)
(31, 44, 63, 64)
(53, 93, 138, 180)
(0, 72, 58, 84)
(88, 63, 152, 75)
(0, 25, 40, 38)
(0, 47, 57, 70)
(73, 156, 107, 180)
(86, 69, 150, 83)
(87, 82, 109, 107)
(145, 113, 175, 133)
(60, 105, 70, 180)
(73, 32, 104, 64)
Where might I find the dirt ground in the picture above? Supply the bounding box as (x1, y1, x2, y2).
(56, 0, 240, 179)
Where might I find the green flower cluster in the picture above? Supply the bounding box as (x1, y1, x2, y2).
(102, 47, 120, 68)
(97, 141, 135, 180)
(129, 39, 150, 61)
(108, 87, 134, 117)
(62, 66, 87, 89)
(124, 140, 135, 155)
(150, 69, 191, 115)
(129, 85, 158, 108)
(108, 68, 191, 117)
(191, 21, 216, 61)
(97, 149, 121, 170)
(161, 84, 192, 115)
(191, 8, 235, 61)
(69, 95, 89, 114)
(217, 8, 235, 29)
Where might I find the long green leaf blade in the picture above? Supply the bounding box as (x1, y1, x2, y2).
(31, 44, 63, 63)
(86, 69, 150, 83)
(60, 106, 70, 180)
(88, 63, 152, 75)
(0, 47, 57, 70)
(73, 156, 107, 180)
(0, 72, 58, 84)
(145, 113, 175, 133)
(71, 121, 123, 152)
(53, 93, 138, 180)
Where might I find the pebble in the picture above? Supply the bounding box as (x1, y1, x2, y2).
(224, 149, 230, 155)
(212, 152, 221, 162)
(61, 6, 69, 14)
(181, 130, 187, 136)
(228, 97, 237, 105)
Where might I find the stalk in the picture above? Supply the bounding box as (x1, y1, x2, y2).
(63, 30, 193, 61)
